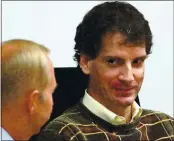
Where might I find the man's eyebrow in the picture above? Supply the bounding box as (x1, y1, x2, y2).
(103, 55, 148, 60)
(103, 56, 123, 59)
(134, 55, 148, 60)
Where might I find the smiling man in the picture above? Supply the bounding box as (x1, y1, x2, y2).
(81, 32, 147, 124)
(36, 1, 174, 141)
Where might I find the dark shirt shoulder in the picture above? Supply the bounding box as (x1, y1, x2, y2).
(140, 109, 174, 136)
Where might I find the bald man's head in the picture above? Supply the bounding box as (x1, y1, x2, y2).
(2, 39, 51, 105)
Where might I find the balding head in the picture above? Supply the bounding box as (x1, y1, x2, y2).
(2, 39, 51, 105)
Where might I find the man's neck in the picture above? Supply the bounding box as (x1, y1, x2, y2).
(2, 111, 31, 141)
(88, 90, 132, 123)
(102, 100, 132, 123)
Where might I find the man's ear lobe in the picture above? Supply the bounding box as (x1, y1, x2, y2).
(28, 90, 40, 115)
(80, 55, 91, 75)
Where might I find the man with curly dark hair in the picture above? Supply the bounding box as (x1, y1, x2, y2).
(35, 1, 174, 140)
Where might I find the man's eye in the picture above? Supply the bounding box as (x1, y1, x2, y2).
(132, 59, 144, 66)
(105, 58, 123, 66)
(107, 59, 116, 64)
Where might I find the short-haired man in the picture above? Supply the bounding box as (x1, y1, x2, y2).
(36, 1, 174, 140)
(1, 39, 57, 140)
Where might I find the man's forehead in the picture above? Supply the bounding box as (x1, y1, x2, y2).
(102, 32, 126, 44)
(99, 49, 147, 60)
(102, 32, 145, 47)
(99, 33, 145, 55)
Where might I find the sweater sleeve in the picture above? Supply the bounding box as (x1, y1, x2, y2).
(31, 131, 69, 141)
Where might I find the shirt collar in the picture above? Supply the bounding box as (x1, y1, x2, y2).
(1, 127, 14, 140)
(82, 89, 142, 125)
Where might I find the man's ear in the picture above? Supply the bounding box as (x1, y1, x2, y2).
(80, 55, 91, 75)
(28, 90, 40, 115)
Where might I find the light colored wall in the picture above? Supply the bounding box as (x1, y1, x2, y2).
(2, 1, 173, 117)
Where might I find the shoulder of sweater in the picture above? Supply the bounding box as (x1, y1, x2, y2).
(42, 102, 86, 131)
(139, 108, 174, 137)
(141, 108, 174, 120)
(38, 103, 93, 141)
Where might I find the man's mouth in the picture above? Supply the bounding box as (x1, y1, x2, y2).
(114, 87, 136, 91)
(113, 87, 136, 96)
(111, 82, 137, 95)
(110, 80, 138, 96)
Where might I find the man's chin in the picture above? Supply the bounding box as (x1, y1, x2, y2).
(113, 96, 135, 107)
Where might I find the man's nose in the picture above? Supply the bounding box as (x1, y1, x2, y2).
(118, 64, 134, 82)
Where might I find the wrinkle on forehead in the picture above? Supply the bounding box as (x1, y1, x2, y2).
(102, 32, 145, 48)
(101, 32, 145, 51)
(98, 32, 146, 60)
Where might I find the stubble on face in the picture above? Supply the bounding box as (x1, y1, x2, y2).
(87, 32, 146, 112)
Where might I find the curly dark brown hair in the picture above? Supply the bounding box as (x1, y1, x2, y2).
(74, 1, 153, 65)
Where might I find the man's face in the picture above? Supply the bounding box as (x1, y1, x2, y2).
(83, 33, 147, 108)
(31, 59, 57, 133)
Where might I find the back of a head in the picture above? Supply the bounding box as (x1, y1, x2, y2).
(2, 39, 50, 106)
(74, 1, 153, 65)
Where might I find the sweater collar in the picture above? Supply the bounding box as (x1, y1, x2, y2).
(82, 89, 142, 125)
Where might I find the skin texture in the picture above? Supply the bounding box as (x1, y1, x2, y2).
(80, 33, 147, 122)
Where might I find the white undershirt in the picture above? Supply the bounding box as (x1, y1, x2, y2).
(1, 127, 14, 140)
(82, 90, 142, 125)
